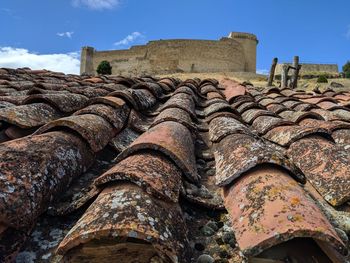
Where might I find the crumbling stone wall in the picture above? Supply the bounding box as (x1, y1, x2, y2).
(80, 32, 258, 76)
(275, 63, 339, 75)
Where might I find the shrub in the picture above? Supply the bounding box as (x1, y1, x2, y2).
(97, 60, 112, 75)
(343, 61, 350, 74)
(317, 75, 328, 83)
(345, 72, 350, 79)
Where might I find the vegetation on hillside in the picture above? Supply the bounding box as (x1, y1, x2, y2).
(97, 61, 112, 75)
(343, 61, 350, 78)
(317, 75, 328, 83)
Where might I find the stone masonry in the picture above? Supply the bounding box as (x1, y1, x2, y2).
(80, 32, 258, 76)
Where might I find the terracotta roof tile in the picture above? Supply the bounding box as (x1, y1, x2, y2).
(251, 115, 294, 135)
(57, 184, 189, 262)
(116, 121, 199, 184)
(35, 114, 116, 152)
(0, 103, 62, 129)
(223, 166, 346, 257)
(23, 93, 88, 113)
(214, 133, 305, 186)
(95, 151, 182, 202)
(288, 135, 350, 206)
(1, 69, 349, 261)
(0, 131, 93, 229)
(241, 109, 276, 124)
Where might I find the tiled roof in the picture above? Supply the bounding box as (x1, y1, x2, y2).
(0, 68, 350, 262)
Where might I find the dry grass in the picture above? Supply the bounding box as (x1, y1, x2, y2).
(156, 71, 350, 92)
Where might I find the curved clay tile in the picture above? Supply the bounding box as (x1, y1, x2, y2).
(74, 103, 129, 132)
(262, 86, 281, 94)
(127, 109, 154, 133)
(157, 81, 173, 93)
(265, 92, 281, 99)
(173, 86, 201, 105)
(258, 98, 275, 107)
(0, 88, 23, 95)
(116, 121, 199, 184)
(299, 119, 350, 133)
(266, 103, 289, 114)
(220, 79, 246, 104)
(251, 115, 294, 135)
(200, 78, 219, 87)
(0, 101, 16, 109)
(152, 107, 195, 132)
(203, 97, 226, 107)
(185, 78, 201, 87)
(4, 125, 36, 140)
(288, 136, 350, 206)
(95, 151, 182, 202)
(0, 95, 29, 105)
(274, 96, 299, 104)
(105, 89, 140, 110)
(0, 131, 93, 229)
(26, 87, 70, 95)
(68, 86, 110, 98)
(57, 184, 189, 262)
(241, 109, 276, 124)
(236, 101, 263, 113)
(109, 127, 140, 153)
(108, 76, 138, 87)
(205, 111, 242, 124)
(223, 166, 347, 257)
(214, 133, 305, 187)
(280, 89, 298, 97)
(293, 103, 317, 111)
(334, 94, 350, 101)
(230, 95, 255, 108)
(264, 125, 331, 147)
(206, 91, 224, 100)
(310, 108, 342, 121)
(317, 100, 346, 111)
(0, 103, 62, 129)
(160, 93, 196, 120)
(333, 128, 350, 146)
(130, 89, 157, 110)
(35, 114, 115, 152)
(83, 77, 104, 84)
(301, 97, 339, 105)
(132, 82, 165, 100)
(158, 78, 176, 91)
(208, 116, 252, 143)
(282, 99, 303, 109)
(23, 93, 89, 113)
(200, 84, 223, 96)
(279, 110, 324, 123)
(204, 102, 237, 117)
(332, 109, 350, 122)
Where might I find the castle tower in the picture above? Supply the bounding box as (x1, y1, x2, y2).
(228, 32, 258, 73)
(80, 46, 95, 75)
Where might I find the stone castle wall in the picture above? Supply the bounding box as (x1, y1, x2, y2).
(80, 32, 258, 76)
(275, 63, 339, 75)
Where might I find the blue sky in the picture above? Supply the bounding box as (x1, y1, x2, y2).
(0, 0, 349, 74)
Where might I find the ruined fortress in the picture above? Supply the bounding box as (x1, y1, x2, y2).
(275, 63, 339, 75)
(80, 32, 258, 76)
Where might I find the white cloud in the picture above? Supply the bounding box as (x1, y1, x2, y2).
(57, 31, 74, 38)
(257, 69, 269, 75)
(346, 25, 350, 39)
(114, 32, 144, 46)
(72, 0, 120, 10)
(0, 47, 80, 74)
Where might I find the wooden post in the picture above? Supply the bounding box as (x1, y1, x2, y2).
(290, 56, 301, 89)
(267, 57, 278, 86)
(281, 64, 289, 88)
